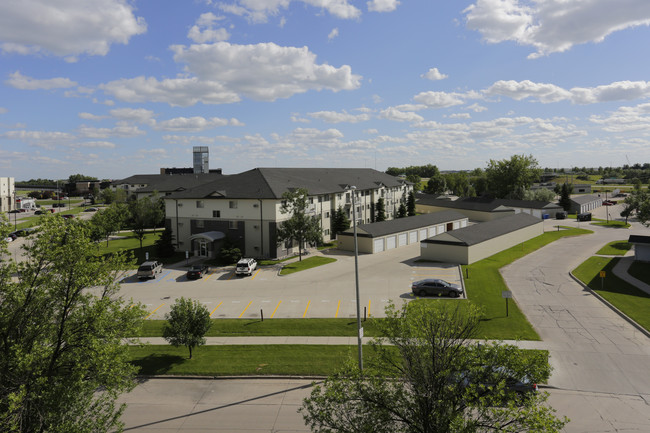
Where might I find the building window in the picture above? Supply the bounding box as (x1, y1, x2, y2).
(324, 229, 330, 235)
(229, 221, 237, 230)
(309, 197, 314, 204)
(196, 200, 204, 208)
(325, 211, 330, 218)
(213, 210, 221, 218)
(196, 220, 204, 228)
(229, 200, 237, 209)
(324, 194, 329, 201)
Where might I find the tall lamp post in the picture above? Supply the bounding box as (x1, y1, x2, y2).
(348, 185, 363, 372)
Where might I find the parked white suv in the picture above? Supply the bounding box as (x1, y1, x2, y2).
(235, 258, 257, 276)
(137, 261, 163, 280)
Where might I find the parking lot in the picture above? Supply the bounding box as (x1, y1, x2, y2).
(118, 244, 465, 320)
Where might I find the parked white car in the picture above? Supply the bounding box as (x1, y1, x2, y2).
(235, 258, 257, 276)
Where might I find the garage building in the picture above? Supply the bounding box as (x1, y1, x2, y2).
(569, 194, 603, 214)
(416, 195, 515, 222)
(338, 210, 468, 254)
(628, 235, 650, 262)
(420, 213, 544, 265)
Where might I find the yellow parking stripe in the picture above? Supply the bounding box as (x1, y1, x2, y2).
(203, 270, 215, 282)
(210, 302, 222, 317)
(238, 300, 252, 318)
(302, 300, 311, 318)
(335, 300, 340, 318)
(270, 301, 282, 318)
(368, 299, 371, 317)
(227, 272, 235, 280)
(250, 269, 261, 280)
(145, 303, 165, 320)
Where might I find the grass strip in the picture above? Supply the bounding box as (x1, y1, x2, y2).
(591, 220, 630, 228)
(98, 231, 185, 266)
(137, 318, 382, 338)
(573, 256, 650, 332)
(280, 256, 337, 275)
(127, 344, 548, 377)
(596, 240, 632, 255)
(455, 227, 593, 341)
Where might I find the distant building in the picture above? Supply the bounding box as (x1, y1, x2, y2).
(0, 177, 15, 212)
(569, 194, 603, 214)
(193, 146, 209, 174)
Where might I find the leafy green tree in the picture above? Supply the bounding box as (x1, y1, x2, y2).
(397, 202, 407, 218)
(522, 188, 556, 202)
(101, 187, 116, 204)
(559, 183, 572, 211)
(425, 174, 446, 195)
(0, 216, 146, 433)
(218, 238, 242, 264)
(128, 195, 162, 249)
(485, 154, 542, 199)
(276, 188, 322, 261)
(163, 297, 212, 359)
(375, 198, 386, 222)
(623, 189, 650, 226)
(331, 206, 350, 237)
(301, 302, 567, 433)
(406, 191, 416, 216)
(91, 202, 129, 246)
(68, 173, 99, 183)
(155, 227, 176, 257)
(405, 174, 422, 192)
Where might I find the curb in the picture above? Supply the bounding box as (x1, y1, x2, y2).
(568, 272, 650, 340)
(137, 375, 326, 381)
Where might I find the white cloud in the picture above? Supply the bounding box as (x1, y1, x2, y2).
(448, 113, 471, 119)
(364, 128, 378, 134)
(380, 107, 424, 123)
(77, 125, 145, 139)
(103, 42, 361, 105)
(308, 110, 371, 123)
(467, 103, 488, 112)
(0, 107, 8, 114)
(155, 116, 241, 132)
(328, 28, 339, 40)
(367, 0, 400, 12)
(76, 141, 116, 149)
(78, 112, 106, 121)
(464, 0, 650, 58)
(1, 130, 75, 149)
(486, 80, 571, 103)
(421, 67, 448, 81)
(412, 91, 465, 108)
(188, 12, 230, 43)
(220, 0, 360, 23)
(6, 71, 77, 90)
(0, 0, 146, 58)
(109, 108, 156, 125)
(590, 102, 650, 132)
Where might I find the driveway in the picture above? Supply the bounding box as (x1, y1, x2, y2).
(501, 219, 650, 397)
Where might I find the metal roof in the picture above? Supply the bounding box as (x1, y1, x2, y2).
(339, 210, 467, 238)
(422, 213, 542, 246)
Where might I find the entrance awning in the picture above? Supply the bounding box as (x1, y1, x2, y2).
(189, 231, 226, 242)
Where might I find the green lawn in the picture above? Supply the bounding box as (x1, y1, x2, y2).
(457, 227, 593, 340)
(98, 231, 185, 266)
(128, 344, 371, 376)
(596, 240, 633, 255)
(573, 256, 650, 332)
(280, 256, 337, 275)
(628, 261, 650, 286)
(591, 220, 631, 228)
(137, 318, 381, 338)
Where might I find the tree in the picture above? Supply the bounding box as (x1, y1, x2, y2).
(405, 174, 422, 192)
(331, 206, 350, 237)
(485, 154, 542, 199)
(522, 188, 556, 202)
(276, 188, 322, 261)
(406, 191, 416, 216)
(129, 196, 161, 249)
(397, 202, 407, 218)
(155, 227, 176, 257)
(163, 297, 212, 359)
(218, 238, 242, 264)
(375, 198, 386, 222)
(559, 183, 572, 211)
(68, 173, 99, 183)
(301, 302, 567, 433)
(622, 189, 650, 226)
(425, 174, 446, 195)
(0, 216, 146, 432)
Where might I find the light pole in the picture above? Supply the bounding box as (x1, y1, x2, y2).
(349, 185, 363, 372)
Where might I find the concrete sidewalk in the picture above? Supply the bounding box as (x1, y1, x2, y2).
(612, 255, 650, 296)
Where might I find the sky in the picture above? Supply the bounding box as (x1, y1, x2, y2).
(2, 0, 650, 181)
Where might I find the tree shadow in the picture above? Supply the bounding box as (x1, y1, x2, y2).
(130, 353, 186, 376)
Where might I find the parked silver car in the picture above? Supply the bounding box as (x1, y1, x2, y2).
(137, 261, 163, 280)
(235, 258, 257, 276)
(411, 278, 463, 298)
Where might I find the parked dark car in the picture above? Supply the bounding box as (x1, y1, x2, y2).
(411, 278, 463, 298)
(458, 366, 539, 400)
(186, 264, 208, 280)
(577, 212, 592, 221)
(555, 211, 567, 219)
(61, 214, 74, 220)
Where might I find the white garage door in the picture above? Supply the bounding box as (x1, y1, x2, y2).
(386, 236, 396, 249)
(409, 231, 417, 244)
(453, 221, 460, 229)
(398, 233, 407, 246)
(419, 228, 427, 240)
(428, 227, 437, 237)
(533, 209, 541, 218)
(438, 224, 445, 234)
(460, 219, 467, 228)
(373, 238, 384, 253)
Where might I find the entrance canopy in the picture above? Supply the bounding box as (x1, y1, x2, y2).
(189, 231, 226, 242)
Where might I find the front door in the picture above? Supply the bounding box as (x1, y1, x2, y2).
(199, 240, 208, 257)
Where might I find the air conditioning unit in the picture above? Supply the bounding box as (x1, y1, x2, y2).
(253, 225, 259, 229)
(177, 203, 183, 207)
(253, 203, 259, 208)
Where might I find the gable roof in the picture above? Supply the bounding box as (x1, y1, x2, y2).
(166, 168, 409, 200)
(570, 194, 602, 205)
(340, 210, 467, 238)
(137, 173, 225, 194)
(416, 195, 513, 213)
(111, 174, 166, 186)
(422, 213, 542, 246)
(628, 235, 650, 245)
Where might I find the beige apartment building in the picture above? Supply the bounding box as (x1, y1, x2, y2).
(163, 168, 412, 259)
(0, 177, 15, 213)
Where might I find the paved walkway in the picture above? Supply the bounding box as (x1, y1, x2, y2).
(612, 255, 650, 296)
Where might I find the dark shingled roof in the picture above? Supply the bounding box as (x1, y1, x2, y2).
(137, 173, 225, 193)
(416, 195, 513, 213)
(628, 235, 650, 245)
(167, 168, 409, 200)
(111, 174, 168, 186)
(339, 210, 467, 238)
(422, 213, 542, 246)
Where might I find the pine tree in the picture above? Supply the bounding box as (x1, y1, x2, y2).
(375, 198, 386, 222)
(407, 191, 416, 216)
(331, 206, 350, 237)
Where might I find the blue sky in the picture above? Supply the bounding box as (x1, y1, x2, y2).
(2, 0, 650, 181)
